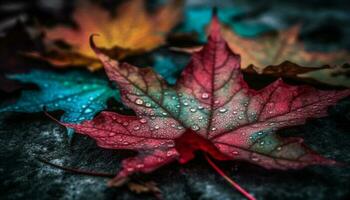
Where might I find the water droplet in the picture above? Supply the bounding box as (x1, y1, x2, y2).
(84, 108, 93, 113)
(214, 100, 220, 104)
(211, 127, 217, 131)
(140, 118, 147, 123)
(135, 99, 143, 105)
(154, 125, 160, 130)
(177, 126, 183, 130)
(123, 141, 129, 145)
(257, 132, 263, 135)
(190, 108, 196, 112)
(201, 93, 209, 99)
(136, 164, 144, 168)
(145, 103, 152, 107)
(233, 111, 237, 114)
(133, 126, 140, 130)
(219, 108, 227, 113)
(162, 112, 168, 116)
(191, 125, 200, 131)
(232, 151, 239, 155)
(198, 116, 204, 120)
(122, 122, 129, 126)
(166, 151, 174, 157)
(251, 157, 260, 162)
(260, 141, 265, 145)
(183, 102, 189, 106)
(89, 97, 94, 101)
(277, 146, 282, 151)
(238, 116, 243, 120)
(198, 105, 204, 110)
(108, 133, 116, 136)
(167, 143, 175, 147)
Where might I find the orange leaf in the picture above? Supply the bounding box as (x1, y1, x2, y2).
(30, 0, 183, 70)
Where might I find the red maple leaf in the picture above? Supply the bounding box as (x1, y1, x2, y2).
(60, 15, 349, 199)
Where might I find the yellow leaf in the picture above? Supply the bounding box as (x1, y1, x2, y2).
(30, 0, 184, 70)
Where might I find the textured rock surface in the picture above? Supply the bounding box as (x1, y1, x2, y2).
(1, 98, 349, 200)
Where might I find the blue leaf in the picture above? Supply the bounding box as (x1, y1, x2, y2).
(0, 70, 119, 139)
(154, 55, 183, 85)
(179, 7, 272, 42)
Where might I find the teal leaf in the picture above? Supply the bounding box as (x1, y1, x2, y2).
(153, 55, 184, 85)
(0, 70, 119, 139)
(179, 7, 272, 42)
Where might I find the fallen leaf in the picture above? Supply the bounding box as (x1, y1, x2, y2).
(221, 25, 350, 70)
(177, 7, 271, 42)
(63, 15, 349, 198)
(28, 0, 183, 70)
(153, 54, 184, 85)
(0, 70, 119, 138)
(127, 181, 161, 196)
(172, 21, 350, 87)
(298, 64, 350, 87)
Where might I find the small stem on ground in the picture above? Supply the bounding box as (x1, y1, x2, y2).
(204, 154, 256, 200)
(36, 157, 114, 177)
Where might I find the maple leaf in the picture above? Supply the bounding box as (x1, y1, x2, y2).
(60, 15, 349, 198)
(221, 25, 350, 70)
(0, 70, 119, 138)
(173, 23, 350, 87)
(153, 54, 185, 85)
(27, 0, 183, 71)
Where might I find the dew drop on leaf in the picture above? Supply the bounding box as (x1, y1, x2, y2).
(84, 108, 93, 113)
(219, 108, 227, 113)
(191, 125, 200, 131)
(201, 93, 209, 99)
(135, 98, 143, 105)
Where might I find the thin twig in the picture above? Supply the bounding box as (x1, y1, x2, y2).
(36, 157, 114, 177)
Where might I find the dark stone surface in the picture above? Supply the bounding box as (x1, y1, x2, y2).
(0, 98, 349, 200)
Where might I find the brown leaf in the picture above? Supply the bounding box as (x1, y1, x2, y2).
(171, 23, 350, 87)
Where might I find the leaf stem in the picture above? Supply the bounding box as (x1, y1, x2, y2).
(204, 154, 256, 200)
(36, 157, 114, 177)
